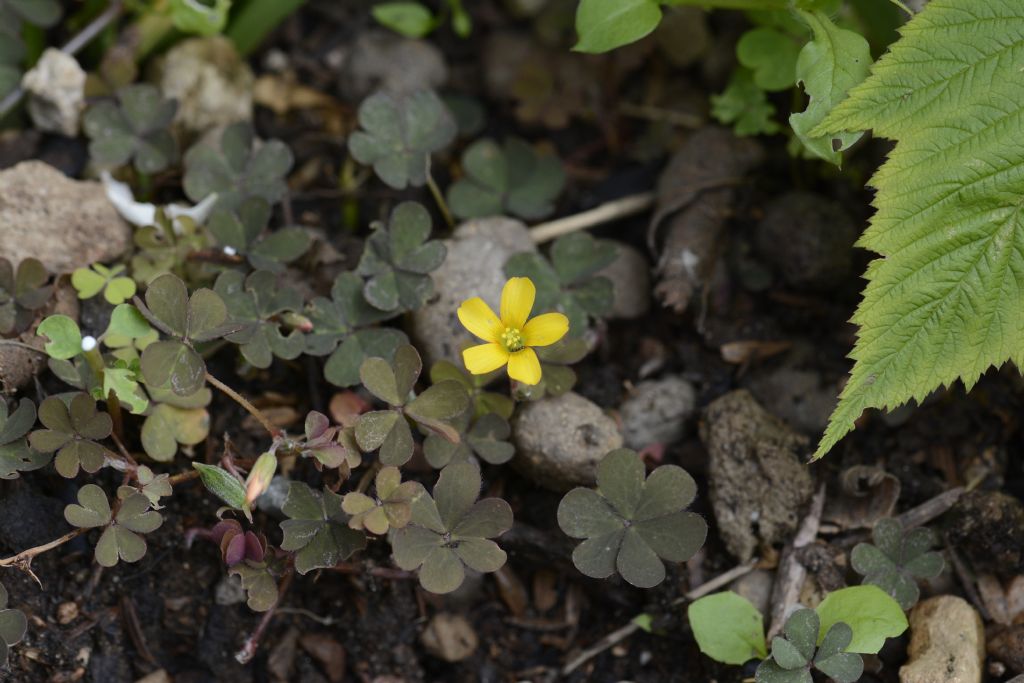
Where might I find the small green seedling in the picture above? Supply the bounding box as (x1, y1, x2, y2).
(0, 581, 27, 667)
(135, 273, 240, 396)
(83, 84, 179, 174)
(356, 201, 447, 313)
(29, 393, 112, 478)
(447, 138, 566, 220)
(214, 270, 307, 369)
(279, 481, 367, 575)
(851, 517, 944, 610)
(423, 410, 513, 468)
(347, 90, 457, 189)
(756, 609, 863, 683)
(505, 232, 618, 334)
(342, 466, 421, 534)
(289, 410, 361, 472)
(355, 344, 468, 466)
(183, 122, 293, 218)
(71, 263, 137, 305)
(557, 448, 707, 588)
(135, 465, 173, 508)
(0, 257, 51, 335)
(64, 484, 163, 567)
(710, 69, 782, 136)
(0, 399, 47, 480)
(391, 460, 513, 594)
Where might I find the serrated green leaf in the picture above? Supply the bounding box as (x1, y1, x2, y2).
(689, 592, 767, 665)
(812, 0, 1024, 458)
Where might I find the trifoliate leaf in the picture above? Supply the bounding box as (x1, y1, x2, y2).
(711, 68, 782, 137)
(851, 518, 944, 610)
(83, 84, 178, 174)
(280, 482, 367, 574)
(812, 0, 1024, 457)
(29, 393, 112, 478)
(0, 400, 49, 479)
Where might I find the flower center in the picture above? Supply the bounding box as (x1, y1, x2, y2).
(500, 327, 525, 353)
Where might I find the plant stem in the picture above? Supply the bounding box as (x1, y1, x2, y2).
(529, 192, 655, 243)
(226, 0, 309, 57)
(0, 528, 89, 585)
(205, 372, 282, 439)
(0, 340, 46, 354)
(235, 566, 295, 664)
(426, 172, 455, 229)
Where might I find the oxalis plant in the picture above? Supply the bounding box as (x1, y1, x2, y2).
(0, 78, 665, 666)
(575, 0, 1024, 458)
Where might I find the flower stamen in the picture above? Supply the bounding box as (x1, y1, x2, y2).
(500, 327, 524, 353)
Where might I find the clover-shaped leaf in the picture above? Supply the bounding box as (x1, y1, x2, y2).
(755, 610, 863, 683)
(130, 212, 209, 286)
(29, 394, 112, 478)
(342, 466, 422, 534)
(357, 201, 447, 313)
(141, 391, 211, 462)
(429, 360, 514, 420)
(557, 449, 707, 588)
(280, 482, 367, 575)
(423, 411, 514, 468)
(134, 465, 172, 509)
(0, 580, 28, 667)
(36, 315, 83, 361)
(206, 198, 311, 272)
(324, 328, 408, 388)
(72, 263, 137, 305)
(505, 233, 618, 334)
(305, 272, 395, 356)
(355, 345, 468, 466)
(294, 410, 360, 472)
(448, 138, 566, 220)
(0, 0, 60, 29)
(230, 561, 279, 612)
(348, 89, 457, 189)
(183, 121, 293, 217)
(0, 399, 49, 480)
(851, 517, 944, 610)
(0, 257, 51, 334)
(83, 84, 178, 174)
(103, 364, 149, 414)
(97, 492, 163, 568)
(214, 270, 307, 369)
(391, 460, 513, 594)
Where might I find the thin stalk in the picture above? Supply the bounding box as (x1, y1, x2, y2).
(426, 172, 455, 229)
(82, 345, 124, 440)
(0, 528, 89, 585)
(205, 372, 282, 439)
(235, 566, 295, 663)
(226, 0, 309, 57)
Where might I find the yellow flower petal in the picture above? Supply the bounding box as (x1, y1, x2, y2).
(463, 343, 509, 375)
(522, 312, 569, 347)
(500, 277, 535, 329)
(507, 348, 541, 385)
(457, 297, 503, 343)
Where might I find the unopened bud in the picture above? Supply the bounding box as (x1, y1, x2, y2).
(81, 335, 98, 352)
(244, 452, 278, 507)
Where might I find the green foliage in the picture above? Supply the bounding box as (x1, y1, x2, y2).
(169, 0, 232, 36)
(348, 90, 457, 190)
(29, 394, 112, 478)
(183, 122, 293, 223)
(137, 273, 238, 396)
(711, 69, 782, 137)
(230, 560, 279, 611)
(214, 270, 307, 368)
(814, 0, 1024, 457)
(755, 609, 863, 683)
(573, 0, 662, 53)
(688, 592, 767, 665)
(0, 0, 61, 98)
(206, 201, 311, 272)
(131, 213, 208, 286)
(293, 410, 358, 471)
(83, 84, 179, 174)
(737, 27, 800, 91)
(141, 387, 211, 462)
(557, 449, 707, 588)
(355, 345, 469, 466)
(505, 233, 618, 334)
(64, 484, 163, 567)
(516, 336, 589, 401)
(356, 202, 447, 313)
(279, 481, 367, 575)
(372, 2, 435, 37)
(0, 581, 27, 667)
(0, 399, 48, 479)
(391, 460, 513, 594)
(72, 263, 137, 305)
(193, 462, 249, 516)
(815, 585, 908, 654)
(135, 465, 173, 508)
(851, 518, 943, 610)
(447, 138, 566, 220)
(342, 466, 421, 534)
(0, 257, 50, 336)
(429, 360, 514, 420)
(36, 315, 83, 361)
(423, 411, 514, 468)
(789, 11, 870, 164)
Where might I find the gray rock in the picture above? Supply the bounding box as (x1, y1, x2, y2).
(411, 216, 536, 366)
(160, 37, 253, 135)
(22, 48, 86, 136)
(744, 362, 839, 435)
(214, 574, 247, 606)
(700, 390, 814, 561)
(340, 31, 447, 101)
(596, 241, 651, 320)
(729, 568, 774, 616)
(513, 391, 622, 491)
(0, 161, 131, 273)
(901, 596, 984, 683)
(755, 191, 858, 289)
(620, 375, 696, 449)
(255, 475, 291, 519)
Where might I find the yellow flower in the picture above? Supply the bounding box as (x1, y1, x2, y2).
(457, 277, 569, 385)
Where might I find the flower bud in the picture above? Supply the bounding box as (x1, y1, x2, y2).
(244, 452, 278, 507)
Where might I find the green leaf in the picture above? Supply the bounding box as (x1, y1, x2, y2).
(736, 27, 801, 92)
(851, 518, 943, 610)
(788, 11, 870, 165)
(83, 84, 178, 174)
(169, 0, 232, 36)
(713, 68, 780, 136)
(689, 592, 767, 665)
(372, 2, 436, 38)
(105, 304, 152, 341)
(141, 403, 209, 461)
(193, 463, 248, 514)
(37, 315, 82, 360)
(64, 483, 113, 528)
(815, 585, 908, 654)
(574, 0, 661, 53)
(140, 340, 206, 396)
(279, 482, 367, 574)
(812, 0, 1024, 457)
(103, 367, 149, 414)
